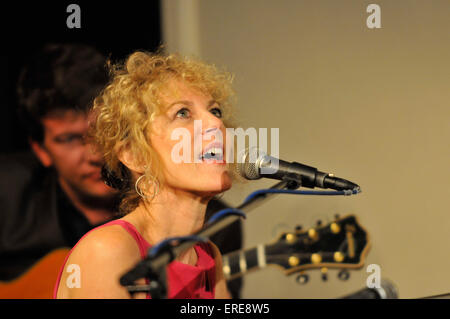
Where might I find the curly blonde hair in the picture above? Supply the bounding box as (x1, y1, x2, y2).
(91, 50, 236, 214)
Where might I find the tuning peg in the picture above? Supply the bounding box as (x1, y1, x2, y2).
(338, 270, 350, 281)
(330, 223, 341, 234)
(285, 233, 296, 244)
(316, 220, 322, 226)
(311, 253, 322, 264)
(333, 251, 345, 262)
(296, 273, 309, 285)
(308, 229, 319, 240)
(321, 267, 328, 282)
(288, 256, 300, 267)
(295, 225, 302, 231)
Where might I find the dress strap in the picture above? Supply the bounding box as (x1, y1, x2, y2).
(103, 220, 151, 258)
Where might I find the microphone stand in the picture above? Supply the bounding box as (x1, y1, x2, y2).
(120, 175, 302, 298)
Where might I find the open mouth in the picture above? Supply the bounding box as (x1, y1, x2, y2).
(199, 142, 225, 163)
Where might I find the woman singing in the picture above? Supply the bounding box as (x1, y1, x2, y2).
(54, 51, 236, 299)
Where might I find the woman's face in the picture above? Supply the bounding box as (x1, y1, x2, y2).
(148, 80, 232, 196)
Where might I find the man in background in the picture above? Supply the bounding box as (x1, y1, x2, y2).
(0, 44, 120, 296)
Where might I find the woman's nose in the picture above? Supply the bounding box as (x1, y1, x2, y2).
(204, 126, 220, 135)
(200, 111, 225, 134)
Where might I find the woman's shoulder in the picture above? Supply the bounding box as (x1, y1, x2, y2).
(69, 220, 141, 262)
(56, 220, 143, 298)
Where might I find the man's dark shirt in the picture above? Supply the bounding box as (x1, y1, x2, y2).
(0, 152, 243, 298)
(0, 152, 112, 281)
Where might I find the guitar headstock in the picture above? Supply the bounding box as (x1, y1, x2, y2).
(265, 214, 370, 276)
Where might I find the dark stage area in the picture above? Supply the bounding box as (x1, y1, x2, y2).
(0, 1, 162, 153)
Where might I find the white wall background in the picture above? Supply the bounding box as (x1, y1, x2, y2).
(161, 0, 450, 298)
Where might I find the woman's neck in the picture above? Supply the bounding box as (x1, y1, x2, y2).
(127, 187, 211, 247)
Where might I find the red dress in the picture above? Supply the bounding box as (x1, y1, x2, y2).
(53, 220, 216, 299)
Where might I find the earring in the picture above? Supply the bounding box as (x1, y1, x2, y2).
(135, 174, 159, 201)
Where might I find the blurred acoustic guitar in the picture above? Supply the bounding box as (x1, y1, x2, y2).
(222, 214, 370, 283)
(0, 248, 70, 299)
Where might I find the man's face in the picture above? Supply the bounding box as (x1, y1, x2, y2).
(31, 110, 117, 200)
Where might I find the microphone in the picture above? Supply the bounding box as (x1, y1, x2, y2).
(341, 279, 398, 299)
(236, 147, 360, 191)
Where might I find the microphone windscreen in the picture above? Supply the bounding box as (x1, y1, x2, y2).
(236, 147, 262, 180)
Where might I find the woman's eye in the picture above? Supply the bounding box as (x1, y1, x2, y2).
(175, 108, 190, 119)
(210, 107, 223, 118)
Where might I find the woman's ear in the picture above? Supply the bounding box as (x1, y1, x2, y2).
(116, 143, 145, 175)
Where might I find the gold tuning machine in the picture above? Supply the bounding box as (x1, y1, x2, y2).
(330, 222, 341, 234)
(334, 251, 345, 263)
(285, 233, 296, 244)
(308, 228, 319, 240)
(288, 256, 300, 267)
(311, 253, 322, 264)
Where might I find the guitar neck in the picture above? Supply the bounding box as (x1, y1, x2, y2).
(222, 245, 268, 280)
(220, 215, 369, 282)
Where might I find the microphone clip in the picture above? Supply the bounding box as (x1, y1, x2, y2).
(281, 173, 303, 189)
(122, 254, 169, 299)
